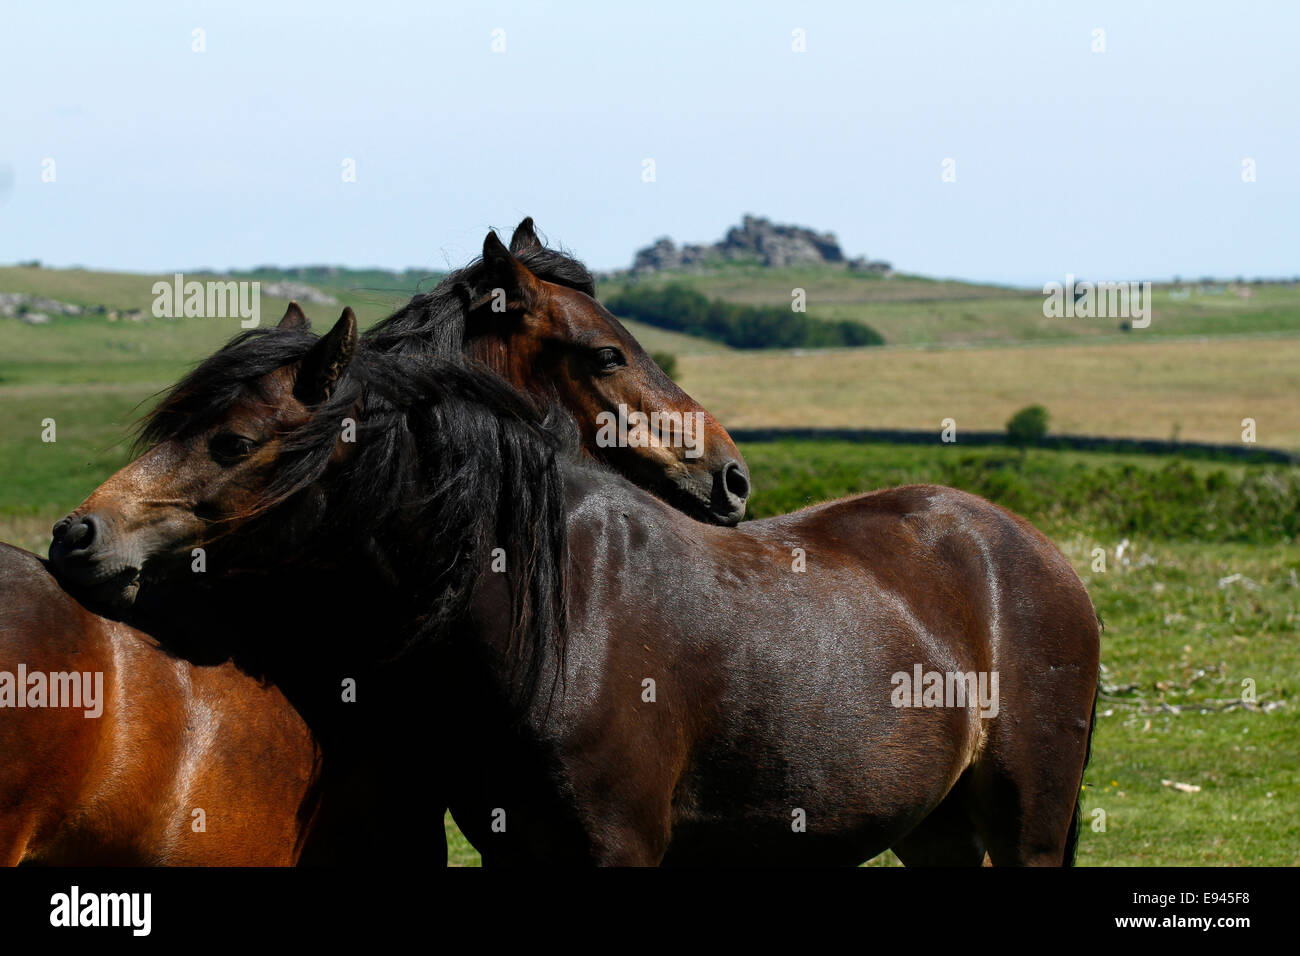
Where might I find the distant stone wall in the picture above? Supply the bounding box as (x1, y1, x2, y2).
(726, 428, 1298, 463)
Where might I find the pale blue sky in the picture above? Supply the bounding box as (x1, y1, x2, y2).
(2, 1, 1296, 284)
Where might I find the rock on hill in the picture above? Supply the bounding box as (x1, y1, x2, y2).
(631, 215, 892, 275)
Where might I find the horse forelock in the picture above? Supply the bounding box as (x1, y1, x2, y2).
(135, 328, 318, 452)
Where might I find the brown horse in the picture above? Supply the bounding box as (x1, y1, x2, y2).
(8, 222, 748, 865)
(368, 217, 750, 525)
(49, 312, 1100, 865)
(1, 541, 439, 865)
(0, 543, 316, 865)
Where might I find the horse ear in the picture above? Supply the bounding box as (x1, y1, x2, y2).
(509, 217, 543, 256)
(295, 307, 357, 405)
(474, 231, 543, 314)
(278, 301, 309, 330)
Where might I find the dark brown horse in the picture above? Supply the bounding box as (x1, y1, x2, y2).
(49, 312, 1100, 865)
(369, 217, 750, 525)
(8, 222, 749, 864)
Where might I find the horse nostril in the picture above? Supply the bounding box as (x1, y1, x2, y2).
(52, 514, 99, 553)
(706, 460, 750, 525)
(51, 517, 72, 542)
(723, 461, 750, 501)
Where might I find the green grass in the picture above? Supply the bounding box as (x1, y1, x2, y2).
(739, 441, 1300, 543)
(0, 266, 731, 378)
(1077, 538, 1299, 865)
(10, 264, 1300, 369)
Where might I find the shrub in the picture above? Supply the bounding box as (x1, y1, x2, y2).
(1007, 404, 1051, 446)
(650, 351, 678, 380)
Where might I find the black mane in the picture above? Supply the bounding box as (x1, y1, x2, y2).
(138, 327, 571, 708)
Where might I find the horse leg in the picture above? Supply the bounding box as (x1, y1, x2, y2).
(891, 772, 986, 866)
(980, 513, 1099, 865)
(966, 689, 1096, 866)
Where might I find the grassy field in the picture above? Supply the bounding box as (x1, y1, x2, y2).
(0, 264, 726, 372)
(600, 264, 1300, 348)
(2, 264, 1295, 866)
(4, 264, 1297, 449)
(674, 336, 1300, 449)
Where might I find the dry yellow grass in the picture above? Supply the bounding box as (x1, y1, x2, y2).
(678, 335, 1300, 449)
(0, 516, 57, 556)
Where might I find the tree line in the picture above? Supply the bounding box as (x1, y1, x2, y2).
(606, 284, 884, 349)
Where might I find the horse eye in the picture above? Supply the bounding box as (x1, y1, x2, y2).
(209, 433, 256, 465)
(592, 347, 625, 372)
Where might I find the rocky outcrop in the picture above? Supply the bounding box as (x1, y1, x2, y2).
(847, 256, 892, 275)
(723, 215, 844, 267)
(0, 293, 146, 324)
(0, 292, 84, 317)
(631, 215, 892, 275)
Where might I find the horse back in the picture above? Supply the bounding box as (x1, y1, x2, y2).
(752, 482, 1100, 688)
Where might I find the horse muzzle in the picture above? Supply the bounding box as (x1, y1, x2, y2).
(665, 458, 749, 526)
(48, 512, 144, 606)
